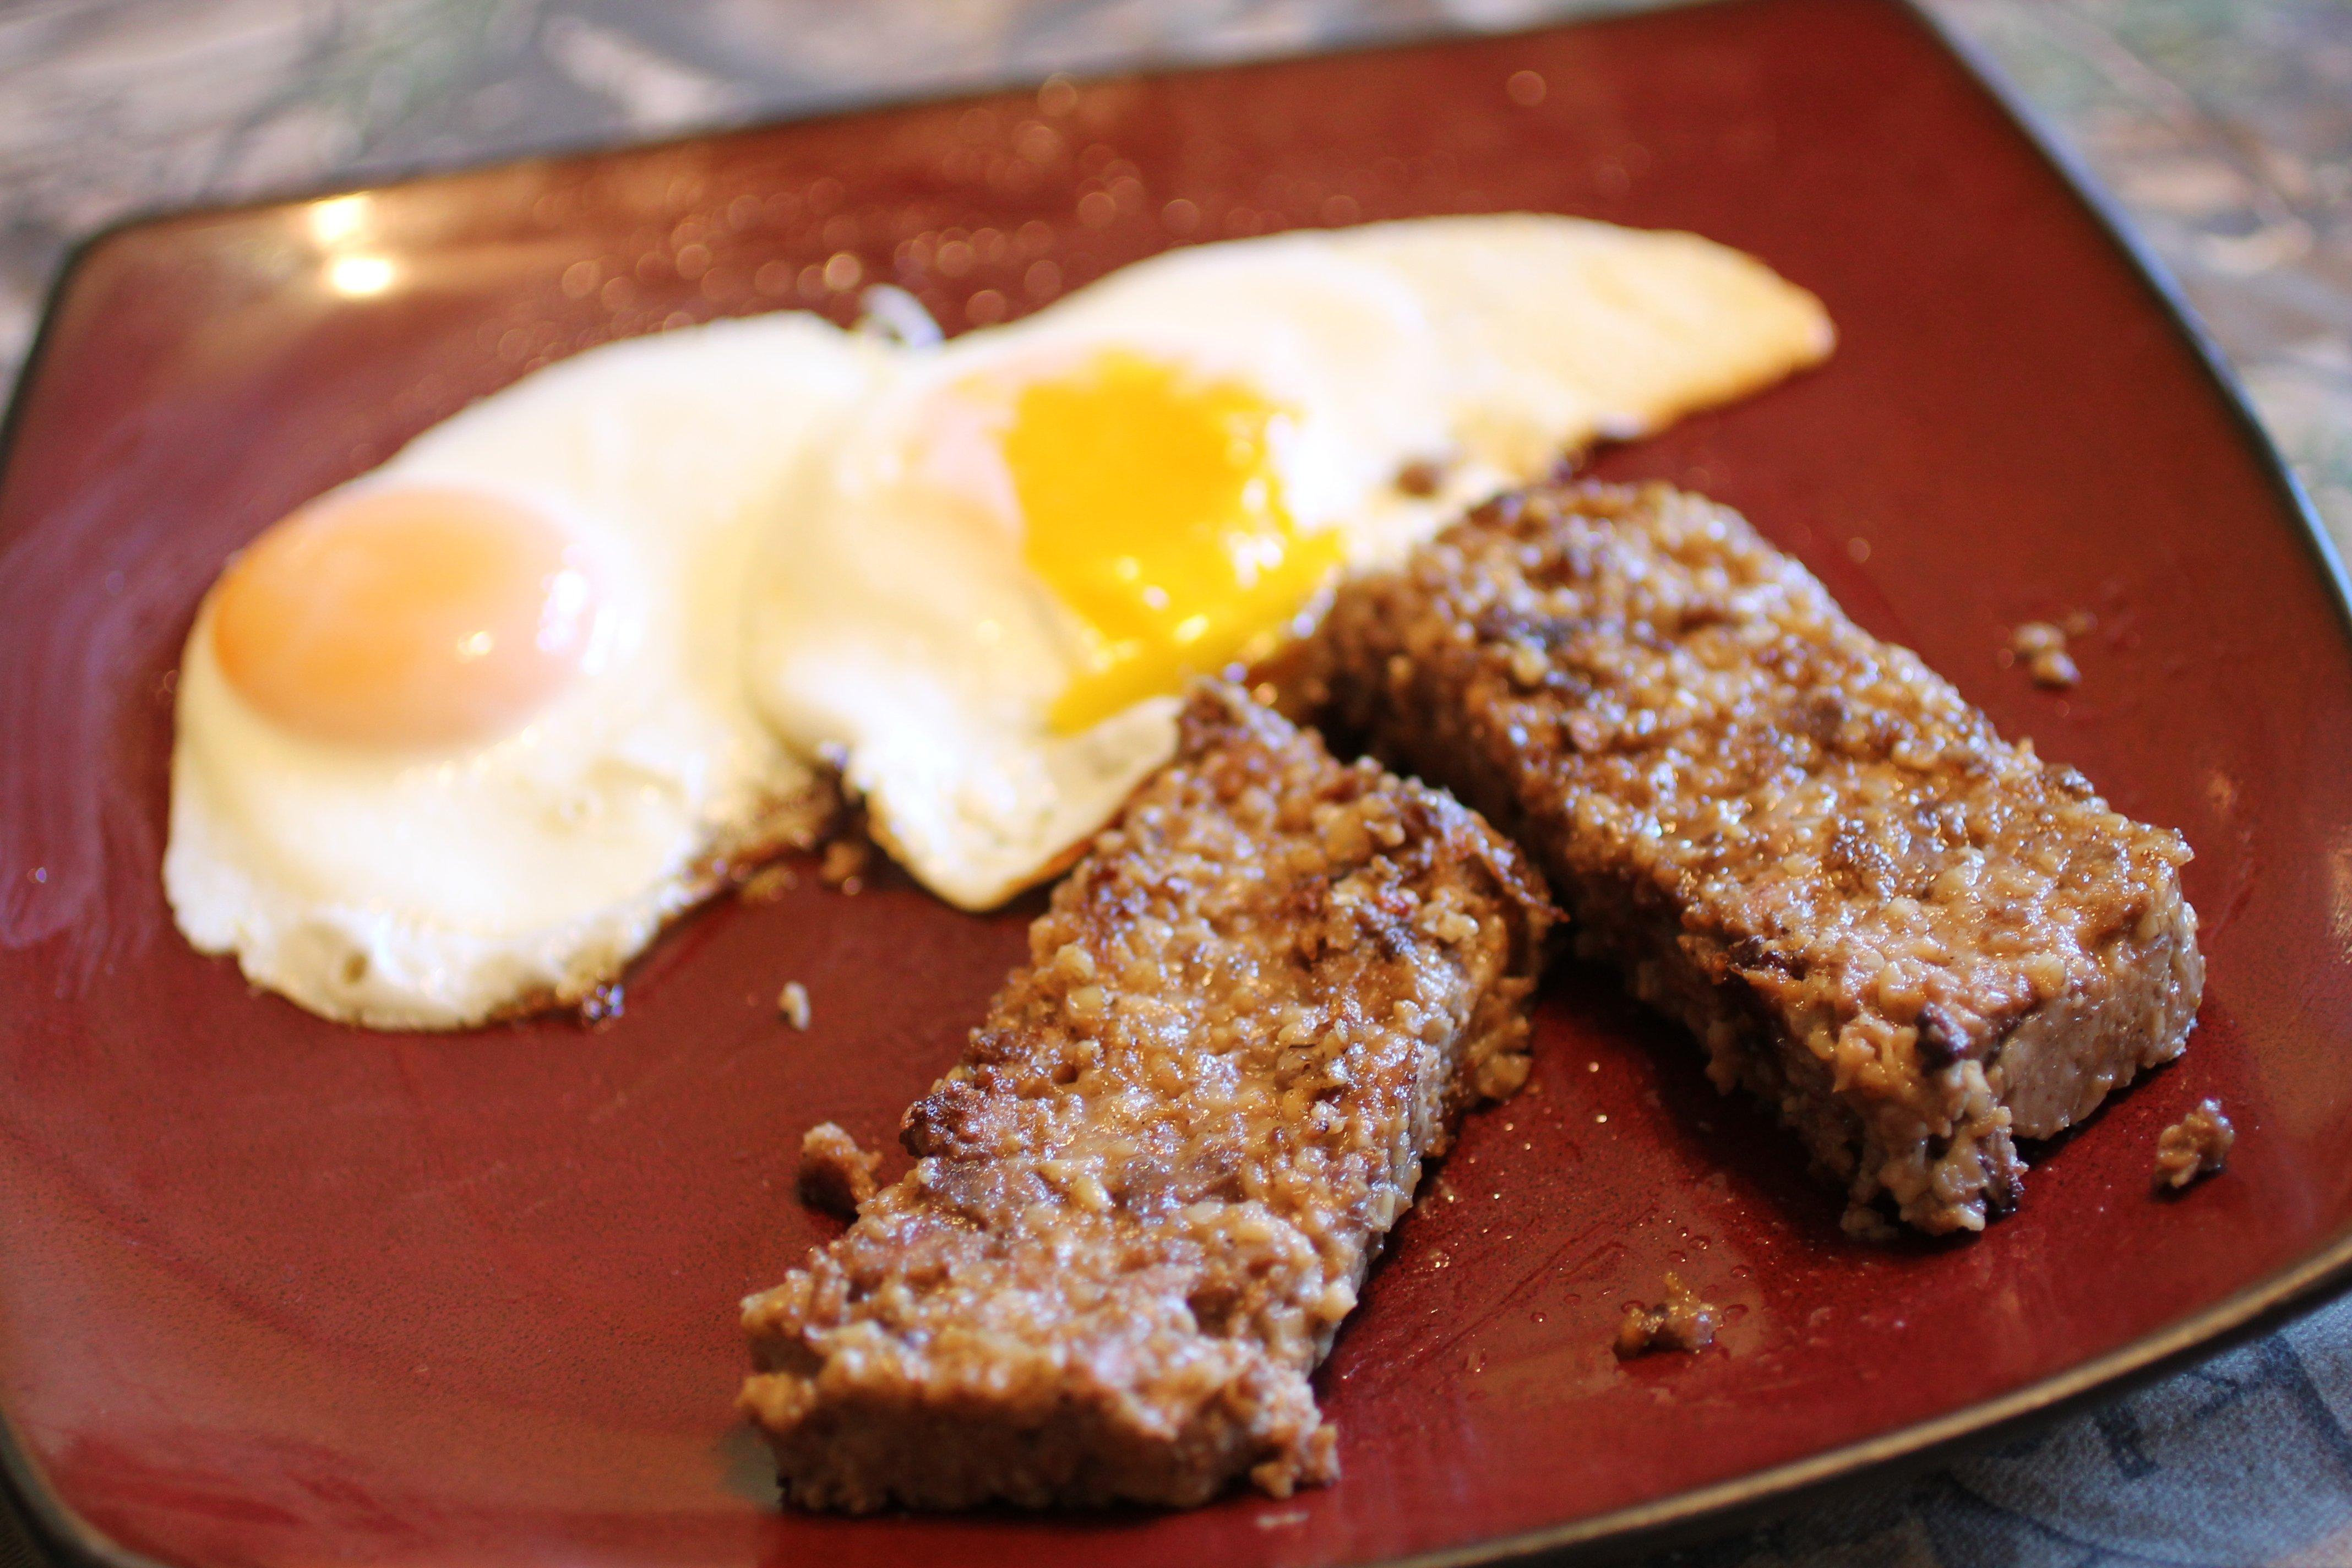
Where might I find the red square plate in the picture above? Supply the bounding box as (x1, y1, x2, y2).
(2, 0, 2347, 1563)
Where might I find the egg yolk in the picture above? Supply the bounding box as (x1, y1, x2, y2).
(210, 486, 597, 750)
(1002, 351, 1342, 732)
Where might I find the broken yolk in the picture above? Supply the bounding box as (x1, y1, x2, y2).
(1002, 351, 1341, 733)
(211, 485, 598, 750)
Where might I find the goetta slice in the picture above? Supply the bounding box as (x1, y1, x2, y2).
(1307, 479, 2202, 1235)
(739, 683, 1551, 1510)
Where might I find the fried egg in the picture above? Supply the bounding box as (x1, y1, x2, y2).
(748, 215, 1832, 910)
(170, 212, 1830, 1025)
(165, 313, 886, 1028)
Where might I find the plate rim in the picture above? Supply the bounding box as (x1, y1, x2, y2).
(2, 2, 2348, 1564)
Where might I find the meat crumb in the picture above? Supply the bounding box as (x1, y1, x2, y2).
(2154, 1098, 2235, 1190)
(778, 981, 812, 1030)
(2011, 621, 2080, 689)
(797, 1122, 879, 1218)
(1395, 457, 1446, 497)
(1614, 1272, 1717, 1359)
(738, 862, 798, 903)
(819, 836, 870, 892)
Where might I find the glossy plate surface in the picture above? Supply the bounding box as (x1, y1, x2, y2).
(2, 1, 2348, 1564)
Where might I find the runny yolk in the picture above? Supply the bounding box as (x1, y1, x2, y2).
(1001, 351, 1341, 733)
(210, 485, 597, 750)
